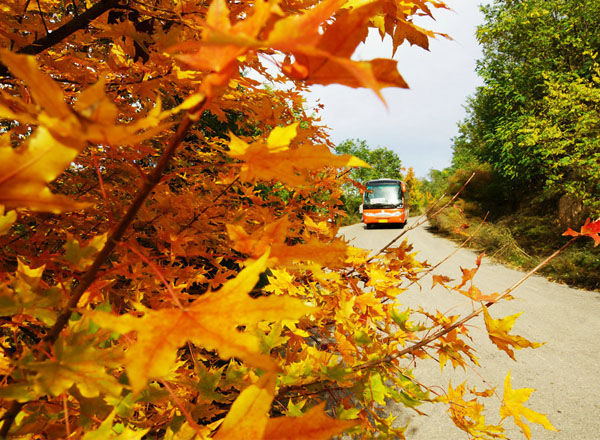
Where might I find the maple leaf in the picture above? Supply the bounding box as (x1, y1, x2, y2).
(83, 409, 149, 440)
(455, 264, 480, 289)
(0, 205, 17, 235)
(29, 331, 124, 399)
(213, 373, 275, 439)
(263, 402, 359, 440)
(482, 307, 543, 361)
(0, 50, 72, 121)
(0, 259, 62, 325)
(439, 381, 505, 439)
(227, 127, 369, 186)
(63, 233, 108, 271)
(272, 238, 350, 268)
(89, 253, 314, 393)
(0, 127, 90, 212)
(174, 0, 272, 73)
(432, 274, 453, 288)
(500, 372, 557, 439)
(227, 215, 290, 258)
(277, 3, 409, 98)
(563, 217, 600, 246)
(215, 372, 358, 439)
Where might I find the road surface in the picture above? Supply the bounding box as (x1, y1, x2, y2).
(339, 220, 600, 439)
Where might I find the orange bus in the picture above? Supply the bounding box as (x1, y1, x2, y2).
(361, 179, 407, 229)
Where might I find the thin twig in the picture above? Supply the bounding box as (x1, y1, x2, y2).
(91, 150, 115, 230)
(160, 380, 205, 436)
(0, 0, 127, 77)
(124, 242, 185, 309)
(36, 0, 49, 34)
(357, 236, 579, 371)
(183, 176, 240, 231)
(406, 212, 489, 289)
(63, 393, 71, 437)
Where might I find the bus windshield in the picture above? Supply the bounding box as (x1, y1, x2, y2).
(364, 183, 403, 208)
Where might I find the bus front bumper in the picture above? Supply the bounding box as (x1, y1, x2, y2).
(362, 209, 406, 224)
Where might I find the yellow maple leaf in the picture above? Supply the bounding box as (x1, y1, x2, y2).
(214, 373, 276, 439)
(83, 409, 149, 440)
(440, 381, 505, 439)
(214, 372, 358, 440)
(227, 125, 369, 186)
(500, 371, 557, 439)
(0, 127, 90, 212)
(89, 253, 314, 393)
(0, 205, 17, 235)
(267, 123, 299, 152)
(482, 307, 543, 361)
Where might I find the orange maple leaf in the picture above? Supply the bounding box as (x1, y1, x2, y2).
(563, 217, 600, 246)
(89, 253, 314, 392)
(263, 402, 359, 440)
(214, 372, 358, 439)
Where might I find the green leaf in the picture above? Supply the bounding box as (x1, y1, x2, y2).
(63, 233, 107, 271)
(353, 329, 371, 345)
(363, 372, 386, 405)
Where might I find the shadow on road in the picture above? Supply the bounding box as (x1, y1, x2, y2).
(363, 223, 406, 230)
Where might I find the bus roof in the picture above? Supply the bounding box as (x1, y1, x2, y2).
(365, 179, 404, 185)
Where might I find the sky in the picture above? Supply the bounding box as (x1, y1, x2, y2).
(304, 1, 487, 178)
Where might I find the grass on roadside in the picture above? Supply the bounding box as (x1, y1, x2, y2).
(427, 199, 600, 291)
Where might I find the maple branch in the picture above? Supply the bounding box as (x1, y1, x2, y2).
(0, 96, 208, 438)
(356, 235, 579, 372)
(36, 0, 49, 35)
(43, 98, 207, 345)
(0, 0, 127, 77)
(405, 212, 489, 290)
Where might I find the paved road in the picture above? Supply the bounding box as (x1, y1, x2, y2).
(339, 220, 600, 440)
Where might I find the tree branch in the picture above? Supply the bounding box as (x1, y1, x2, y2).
(0, 96, 208, 438)
(0, 0, 126, 77)
(358, 235, 579, 371)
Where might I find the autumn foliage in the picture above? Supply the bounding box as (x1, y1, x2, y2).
(0, 0, 584, 438)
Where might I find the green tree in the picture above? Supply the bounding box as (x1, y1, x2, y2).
(335, 139, 403, 188)
(453, 0, 600, 214)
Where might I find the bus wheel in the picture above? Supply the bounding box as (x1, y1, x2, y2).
(366, 223, 373, 230)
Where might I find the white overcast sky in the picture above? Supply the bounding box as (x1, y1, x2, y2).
(305, 0, 487, 178)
